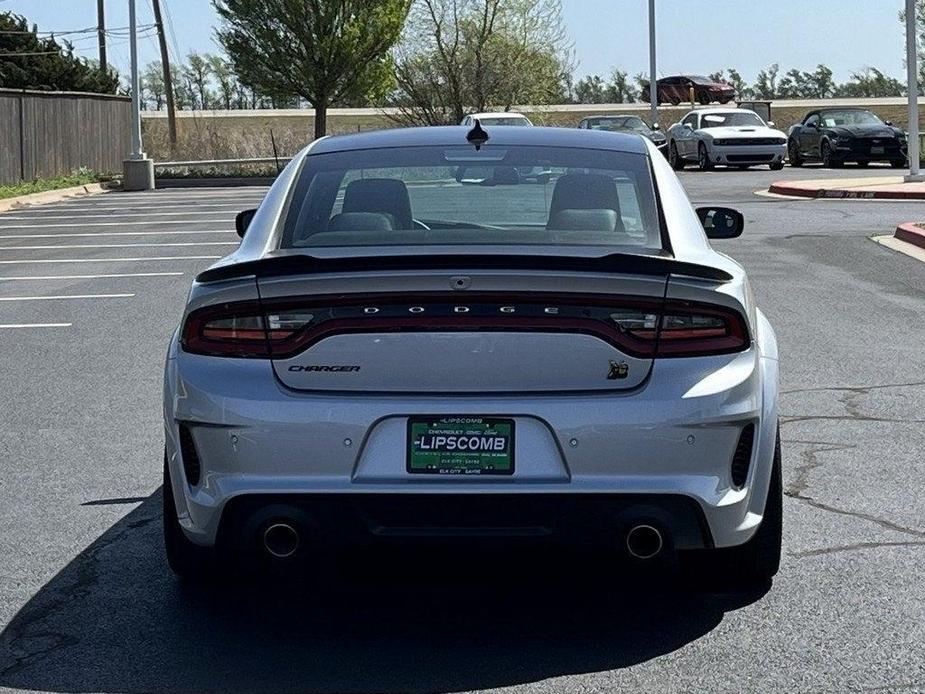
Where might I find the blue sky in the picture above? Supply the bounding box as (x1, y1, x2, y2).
(4, 0, 909, 85)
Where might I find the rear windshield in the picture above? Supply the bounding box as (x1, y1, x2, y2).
(478, 117, 532, 126)
(280, 145, 662, 251)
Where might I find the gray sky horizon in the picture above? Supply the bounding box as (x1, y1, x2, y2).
(3, 0, 910, 87)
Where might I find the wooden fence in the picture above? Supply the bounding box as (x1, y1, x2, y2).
(0, 88, 131, 185)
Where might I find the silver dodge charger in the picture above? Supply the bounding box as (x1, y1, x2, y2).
(163, 124, 781, 587)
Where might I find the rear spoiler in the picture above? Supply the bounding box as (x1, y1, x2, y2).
(196, 252, 733, 284)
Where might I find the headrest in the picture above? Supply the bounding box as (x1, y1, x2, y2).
(326, 212, 396, 232)
(547, 208, 619, 232)
(342, 178, 413, 230)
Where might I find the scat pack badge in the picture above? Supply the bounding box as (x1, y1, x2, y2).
(607, 360, 629, 380)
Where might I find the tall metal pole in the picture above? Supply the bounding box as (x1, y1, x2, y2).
(906, 0, 922, 179)
(648, 0, 658, 127)
(151, 0, 178, 147)
(128, 0, 143, 159)
(96, 0, 107, 72)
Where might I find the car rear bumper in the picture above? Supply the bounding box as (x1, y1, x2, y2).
(164, 342, 779, 551)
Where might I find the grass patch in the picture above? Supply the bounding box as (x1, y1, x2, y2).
(0, 168, 109, 200)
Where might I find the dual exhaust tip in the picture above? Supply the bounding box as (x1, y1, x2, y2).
(625, 523, 664, 560)
(261, 520, 664, 561)
(262, 522, 300, 559)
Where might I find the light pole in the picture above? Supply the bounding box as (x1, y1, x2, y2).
(648, 0, 657, 128)
(122, 0, 154, 190)
(906, 0, 924, 180)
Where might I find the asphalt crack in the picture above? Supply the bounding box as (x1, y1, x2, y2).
(790, 540, 925, 558)
(0, 512, 159, 677)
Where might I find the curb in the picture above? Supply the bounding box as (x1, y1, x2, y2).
(155, 177, 277, 188)
(0, 181, 120, 212)
(768, 181, 925, 200)
(894, 222, 925, 249)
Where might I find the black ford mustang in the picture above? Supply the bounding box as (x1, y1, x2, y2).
(787, 108, 908, 168)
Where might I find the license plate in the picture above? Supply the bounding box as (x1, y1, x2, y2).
(407, 416, 514, 475)
(871, 146, 885, 154)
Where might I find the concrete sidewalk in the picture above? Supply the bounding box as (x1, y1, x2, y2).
(769, 175, 925, 199)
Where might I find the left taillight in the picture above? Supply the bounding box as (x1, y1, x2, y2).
(181, 303, 315, 358)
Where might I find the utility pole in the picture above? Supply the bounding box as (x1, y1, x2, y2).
(906, 0, 924, 180)
(122, 0, 154, 190)
(96, 0, 107, 72)
(648, 0, 658, 128)
(151, 0, 178, 146)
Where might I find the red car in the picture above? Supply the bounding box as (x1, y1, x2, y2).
(641, 75, 736, 106)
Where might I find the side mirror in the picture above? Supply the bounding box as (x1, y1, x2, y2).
(767, 120, 775, 128)
(885, 120, 893, 126)
(235, 208, 257, 238)
(651, 123, 661, 131)
(696, 206, 744, 239)
(806, 122, 818, 129)
(683, 122, 694, 130)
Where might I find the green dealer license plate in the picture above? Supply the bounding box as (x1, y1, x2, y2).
(407, 416, 515, 475)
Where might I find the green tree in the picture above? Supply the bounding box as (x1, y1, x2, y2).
(141, 61, 166, 109)
(207, 54, 236, 109)
(215, 0, 411, 138)
(183, 53, 213, 109)
(726, 68, 751, 99)
(0, 12, 120, 92)
(834, 67, 905, 98)
(753, 63, 780, 99)
(574, 74, 606, 104)
(607, 69, 636, 103)
(391, 0, 572, 125)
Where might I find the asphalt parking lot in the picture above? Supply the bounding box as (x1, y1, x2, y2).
(1, 166, 924, 694)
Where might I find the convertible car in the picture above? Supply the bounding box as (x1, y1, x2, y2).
(787, 108, 908, 168)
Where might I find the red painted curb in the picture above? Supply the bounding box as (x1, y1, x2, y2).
(768, 181, 925, 200)
(894, 222, 925, 250)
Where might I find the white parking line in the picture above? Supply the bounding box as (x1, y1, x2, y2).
(0, 230, 228, 239)
(0, 293, 134, 301)
(0, 272, 183, 281)
(5, 203, 254, 214)
(0, 220, 228, 229)
(0, 241, 238, 250)
(0, 256, 221, 264)
(0, 210, 240, 220)
(0, 322, 72, 329)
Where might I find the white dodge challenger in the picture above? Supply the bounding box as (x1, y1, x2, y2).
(668, 108, 788, 171)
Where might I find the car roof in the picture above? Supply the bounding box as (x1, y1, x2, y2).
(691, 107, 747, 116)
(310, 125, 650, 155)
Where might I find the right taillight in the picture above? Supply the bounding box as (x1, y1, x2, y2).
(613, 300, 748, 357)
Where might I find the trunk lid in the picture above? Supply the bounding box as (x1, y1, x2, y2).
(256, 268, 669, 393)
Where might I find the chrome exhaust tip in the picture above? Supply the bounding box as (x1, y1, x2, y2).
(262, 522, 300, 559)
(626, 524, 664, 560)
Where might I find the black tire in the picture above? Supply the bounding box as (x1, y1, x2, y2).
(891, 159, 908, 169)
(163, 451, 214, 582)
(669, 142, 686, 170)
(697, 142, 713, 171)
(769, 161, 784, 171)
(723, 427, 783, 587)
(698, 93, 711, 106)
(736, 165, 750, 170)
(719, 96, 733, 104)
(787, 140, 803, 167)
(821, 140, 842, 168)
(856, 160, 869, 168)
(669, 96, 681, 106)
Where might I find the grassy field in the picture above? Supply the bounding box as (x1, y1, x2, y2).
(141, 102, 916, 162)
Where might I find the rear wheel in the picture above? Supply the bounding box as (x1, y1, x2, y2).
(697, 142, 713, 171)
(163, 451, 214, 582)
(698, 92, 712, 106)
(719, 96, 733, 104)
(769, 161, 784, 171)
(669, 142, 686, 170)
(891, 158, 908, 169)
(669, 95, 681, 106)
(787, 140, 803, 167)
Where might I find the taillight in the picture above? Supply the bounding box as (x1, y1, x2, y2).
(181, 302, 315, 357)
(181, 296, 748, 359)
(612, 300, 748, 357)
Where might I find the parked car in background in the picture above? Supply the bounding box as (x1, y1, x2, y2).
(461, 112, 533, 127)
(787, 108, 908, 168)
(640, 75, 736, 106)
(667, 108, 787, 171)
(578, 115, 667, 152)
